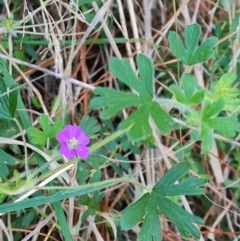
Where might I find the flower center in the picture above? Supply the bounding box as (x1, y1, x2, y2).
(68, 137, 78, 149)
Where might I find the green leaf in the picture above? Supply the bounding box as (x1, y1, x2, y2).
(119, 105, 151, 141)
(0, 163, 9, 178)
(190, 37, 218, 65)
(84, 148, 106, 169)
(0, 119, 18, 138)
(199, 97, 240, 153)
(121, 193, 150, 230)
(0, 149, 15, 165)
(109, 55, 151, 97)
(90, 54, 173, 141)
(170, 84, 188, 103)
(76, 162, 90, 185)
(9, 83, 19, 117)
(0, 78, 12, 120)
(150, 101, 173, 134)
(182, 73, 197, 98)
(49, 119, 64, 138)
(90, 87, 142, 119)
(21, 209, 36, 227)
(208, 116, 240, 138)
(31, 96, 41, 109)
(153, 162, 205, 196)
(38, 114, 51, 135)
(136, 54, 153, 96)
(0, 149, 15, 178)
(198, 97, 240, 153)
(170, 73, 205, 105)
(138, 201, 161, 241)
(74, 0, 97, 7)
(201, 98, 225, 120)
(198, 125, 213, 154)
(155, 194, 203, 239)
(79, 115, 101, 137)
(120, 163, 206, 240)
(27, 127, 48, 145)
(189, 90, 205, 105)
(168, 24, 218, 65)
(184, 23, 201, 59)
(168, 31, 186, 63)
(211, 72, 240, 111)
(27, 115, 64, 145)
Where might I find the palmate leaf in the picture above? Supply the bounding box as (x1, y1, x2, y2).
(168, 24, 218, 65)
(208, 116, 240, 138)
(89, 54, 173, 141)
(208, 72, 240, 111)
(27, 115, 63, 145)
(121, 163, 206, 241)
(138, 199, 161, 241)
(198, 97, 240, 153)
(79, 115, 102, 137)
(27, 127, 48, 145)
(49, 119, 64, 138)
(38, 114, 51, 135)
(170, 73, 205, 105)
(155, 194, 203, 239)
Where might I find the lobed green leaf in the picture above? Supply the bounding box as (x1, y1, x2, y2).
(189, 37, 218, 65)
(170, 73, 205, 105)
(27, 127, 48, 145)
(120, 163, 206, 240)
(155, 194, 204, 239)
(138, 200, 161, 241)
(136, 54, 154, 96)
(91, 54, 173, 141)
(49, 119, 64, 138)
(201, 98, 225, 120)
(168, 24, 218, 65)
(208, 116, 240, 138)
(121, 193, 150, 231)
(38, 114, 51, 135)
(198, 125, 213, 154)
(90, 87, 142, 119)
(184, 23, 201, 59)
(168, 31, 186, 63)
(79, 115, 101, 137)
(109, 56, 150, 97)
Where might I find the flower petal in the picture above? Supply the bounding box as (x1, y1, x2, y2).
(77, 131, 90, 145)
(67, 125, 82, 138)
(56, 129, 69, 144)
(64, 125, 77, 138)
(74, 146, 90, 159)
(59, 144, 75, 159)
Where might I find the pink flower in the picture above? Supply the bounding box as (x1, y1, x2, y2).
(56, 125, 90, 159)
